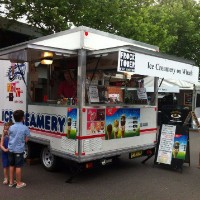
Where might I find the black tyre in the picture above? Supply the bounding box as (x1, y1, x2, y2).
(24, 142, 33, 160)
(24, 142, 42, 160)
(40, 146, 58, 171)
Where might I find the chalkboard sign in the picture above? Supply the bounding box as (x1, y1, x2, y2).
(154, 124, 189, 172)
(184, 93, 192, 106)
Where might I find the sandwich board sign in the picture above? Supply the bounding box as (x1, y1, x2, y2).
(154, 124, 189, 172)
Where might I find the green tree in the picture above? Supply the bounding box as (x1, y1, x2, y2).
(150, 0, 200, 66)
(1, 0, 200, 66)
(1, 0, 155, 34)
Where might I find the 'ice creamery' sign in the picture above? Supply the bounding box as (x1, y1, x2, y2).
(118, 49, 199, 84)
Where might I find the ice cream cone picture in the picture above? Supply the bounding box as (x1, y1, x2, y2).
(96, 122, 101, 133)
(100, 121, 105, 133)
(173, 142, 180, 158)
(113, 120, 119, 139)
(120, 114, 126, 138)
(107, 124, 112, 140)
(90, 122, 96, 134)
(67, 117, 72, 138)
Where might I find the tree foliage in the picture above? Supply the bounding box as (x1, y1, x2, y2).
(1, 0, 200, 66)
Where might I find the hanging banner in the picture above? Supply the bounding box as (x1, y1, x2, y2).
(118, 49, 199, 84)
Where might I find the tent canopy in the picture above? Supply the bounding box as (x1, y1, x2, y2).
(144, 77, 200, 93)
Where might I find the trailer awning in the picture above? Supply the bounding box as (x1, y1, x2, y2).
(0, 43, 77, 62)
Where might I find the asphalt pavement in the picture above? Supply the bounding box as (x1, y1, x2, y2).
(0, 130, 200, 200)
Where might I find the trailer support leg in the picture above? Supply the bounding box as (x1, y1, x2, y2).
(141, 154, 154, 164)
(65, 164, 83, 183)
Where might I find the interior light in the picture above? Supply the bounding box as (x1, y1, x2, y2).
(41, 58, 53, 65)
(42, 52, 53, 58)
(41, 52, 53, 65)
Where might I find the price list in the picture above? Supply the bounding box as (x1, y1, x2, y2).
(156, 124, 176, 165)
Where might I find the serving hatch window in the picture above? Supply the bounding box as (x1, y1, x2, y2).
(28, 51, 78, 105)
(86, 52, 150, 105)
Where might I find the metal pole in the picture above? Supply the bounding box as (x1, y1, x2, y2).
(77, 49, 86, 157)
(192, 84, 196, 112)
(154, 77, 159, 107)
(192, 84, 196, 129)
(154, 77, 159, 127)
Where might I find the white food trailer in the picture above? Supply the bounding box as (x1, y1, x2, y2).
(0, 26, 199, 173)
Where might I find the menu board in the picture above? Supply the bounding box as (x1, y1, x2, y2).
(154, 124, 189, 170)
(156, 124, 176, 165)
(137, 88, 147, 100)
(88, 86, 99, 103)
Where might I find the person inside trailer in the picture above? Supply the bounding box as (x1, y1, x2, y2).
(57, 70, 77, 99)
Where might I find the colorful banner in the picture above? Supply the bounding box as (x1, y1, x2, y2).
(172, 134, 188, 160)
(6, 63, 26, 104)
(67, 108, 78, 139)
(105, 108, 140, 140)
(87, 108, 105, 135)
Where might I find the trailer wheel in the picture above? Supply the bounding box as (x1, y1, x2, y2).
(41, 147, 58, 171)
(24, 142, 42, 160)
(23, 143, 29, 160)
(24, 142, 33, 160)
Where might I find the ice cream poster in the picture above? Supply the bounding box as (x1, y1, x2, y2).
(66, 108, 78, 139)
(172, 134, 188, 160)
(87, 108, 105, 135)
(105, 108, 140, 140)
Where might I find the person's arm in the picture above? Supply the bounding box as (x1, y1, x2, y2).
(24, 126, 31, 143)
(0, 133, 8, 152)
(25, 136, 29, 143)
(58, 82, 64, 98)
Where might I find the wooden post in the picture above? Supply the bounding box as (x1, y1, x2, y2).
(198, 152, 200, 168)
(191, 111, 200, 128)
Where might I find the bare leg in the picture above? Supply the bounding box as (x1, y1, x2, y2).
(3, 168, 9, 184)
(9, 166, 15, 184)
(4, 167, 9, 179)
(16, 167, 22, 186)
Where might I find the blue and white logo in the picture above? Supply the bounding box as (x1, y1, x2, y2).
(7, 63, 26, 82)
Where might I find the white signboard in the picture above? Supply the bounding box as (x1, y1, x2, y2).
(137, 88, 147, 99)
(118, 49, 135, 72)
(118, 49, 199, 84)
(89, 86, 99, 103)
(156, 124, 176, 165)
(109, 94, 119, 102)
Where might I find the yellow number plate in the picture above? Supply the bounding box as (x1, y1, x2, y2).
(130, 151, 143, 159)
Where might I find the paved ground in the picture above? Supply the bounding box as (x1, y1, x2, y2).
(0, 131, 200, 200)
